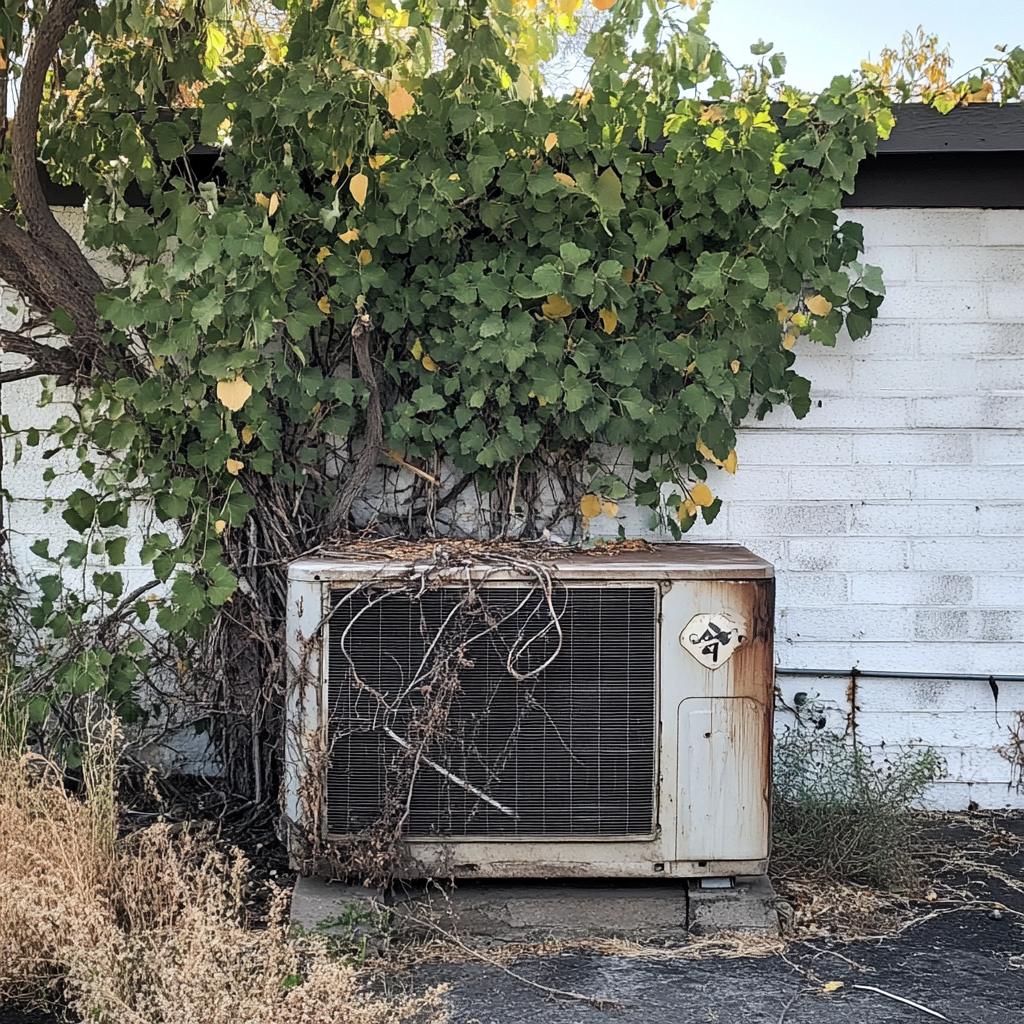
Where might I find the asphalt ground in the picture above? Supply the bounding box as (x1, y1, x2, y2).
(2, 812, 1021, 1024)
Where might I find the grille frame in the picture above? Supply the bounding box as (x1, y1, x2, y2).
(320, 579, 662, 844)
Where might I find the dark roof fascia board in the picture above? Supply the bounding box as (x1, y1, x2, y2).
(879, 102, 1024, 153)
(38, 104, 1024, 209)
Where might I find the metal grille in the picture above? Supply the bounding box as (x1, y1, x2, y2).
(324, 584, 657, 839)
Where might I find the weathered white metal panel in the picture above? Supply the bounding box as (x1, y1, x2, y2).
(676, 697, 768, 862)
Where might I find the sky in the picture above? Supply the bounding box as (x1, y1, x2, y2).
(704, 0, 1024, 92)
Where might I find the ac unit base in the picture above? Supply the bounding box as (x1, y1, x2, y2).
(286, 832, 767, 880)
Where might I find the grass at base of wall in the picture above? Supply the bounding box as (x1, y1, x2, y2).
(772, 723, 943, 889)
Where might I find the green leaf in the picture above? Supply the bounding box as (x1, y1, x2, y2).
(411, 385, 446, 412)
(51, 308, 77, 335)
(62, 489, 97, 533)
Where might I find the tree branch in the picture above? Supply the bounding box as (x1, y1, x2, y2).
(322, 314, 382, 538)
(0, 328, 80, 384)
(0, 0, 109, 364)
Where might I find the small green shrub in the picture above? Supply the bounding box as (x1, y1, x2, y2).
(772, 713, 943, 888)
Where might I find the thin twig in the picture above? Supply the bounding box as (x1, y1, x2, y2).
(777, 990, 800, 1024)
(801, 942, 874, 972)
(401, 913, 624, 1010)
(851, 985, 950, 1021)
(381, 726, 517, 819)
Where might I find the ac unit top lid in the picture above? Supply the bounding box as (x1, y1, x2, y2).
(288, 542, 773, 583)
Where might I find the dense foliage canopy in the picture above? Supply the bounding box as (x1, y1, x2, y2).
(0, 0, 898, 773)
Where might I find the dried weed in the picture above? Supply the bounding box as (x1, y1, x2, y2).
(0, 751, 447, 1023)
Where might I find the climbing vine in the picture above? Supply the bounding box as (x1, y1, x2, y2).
(0, 0, 895, 787)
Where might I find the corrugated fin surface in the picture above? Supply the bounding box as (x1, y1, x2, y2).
(325, 585, 657, 839)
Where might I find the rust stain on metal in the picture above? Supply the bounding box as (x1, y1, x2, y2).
(731, 578, 774, 810)
(846, 667, 860, 740)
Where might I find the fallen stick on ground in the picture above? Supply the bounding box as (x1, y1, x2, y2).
(777, 990, 800, 1024)
(400, 911, 624, 1010)
(852, 984, 950, 1020)
(801, 942, 874, 973)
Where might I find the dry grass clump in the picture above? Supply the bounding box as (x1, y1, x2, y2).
(0, 744, 446, 1024)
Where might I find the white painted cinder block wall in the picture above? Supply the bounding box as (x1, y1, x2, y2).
(1, 207, 1022, 807)
(696, 208, 1024, 810)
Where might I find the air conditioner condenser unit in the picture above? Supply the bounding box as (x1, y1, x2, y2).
(283, 543, 774, 880)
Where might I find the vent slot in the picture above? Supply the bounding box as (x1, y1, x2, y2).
(325, 584, 657, 839)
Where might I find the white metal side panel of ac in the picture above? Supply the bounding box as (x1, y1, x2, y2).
(676, 696, 768, 862)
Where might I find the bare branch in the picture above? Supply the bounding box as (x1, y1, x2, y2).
(322, 314, 383, 537)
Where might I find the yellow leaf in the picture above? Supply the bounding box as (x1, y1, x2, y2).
(331, 170, 340, 186)
(621, 267, 634, 283)
(678, 499, 697, 521)
(696, 438, 716, 463)
(411, 337, 424, 360)
(553, 172, 577, 187)
(217, 376, 253, 412)
(598, 308, 618, 334)
(316, 246, 332, 264)
(421, 354, 438, 372)
(601, 500, 618, 518)
(690, 482, 713, 507)
(580, 494, 602, 518)
(388, 85, 415, 120)
(783, 332, 798, 350)
(775, 301, 789, 322)
(805, 294, 832, 316)
(349, 172, 368, 207)
(358, 249, 373, 266)
(537, 395, 548, 406)
(723, 449, 737, 474)
(823, 982, 844, 993)
(268, 191, 280, 216)
(449, 173, 460, 181)
(241, 425, 254, 445)
(700, 105, 725, 123)
(542, 294, 573, 318)
(338, 228, 360, 244)
(592, 0, 615, 9)
(367, 0, 384, 16)
(226, 459, 244, 476)
(544, 132, 558, 152)
(317, 296, 331, 315)
(215, 519, 227, 535)
(368, 155, 386, 170)
(254, 192, 270, 208)
(861, 61, 882, 74)
(731, 359, 740, 373)
(152, 355, 165, 371)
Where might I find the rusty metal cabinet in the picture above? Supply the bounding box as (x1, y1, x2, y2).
(284, 544, 774, 879)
